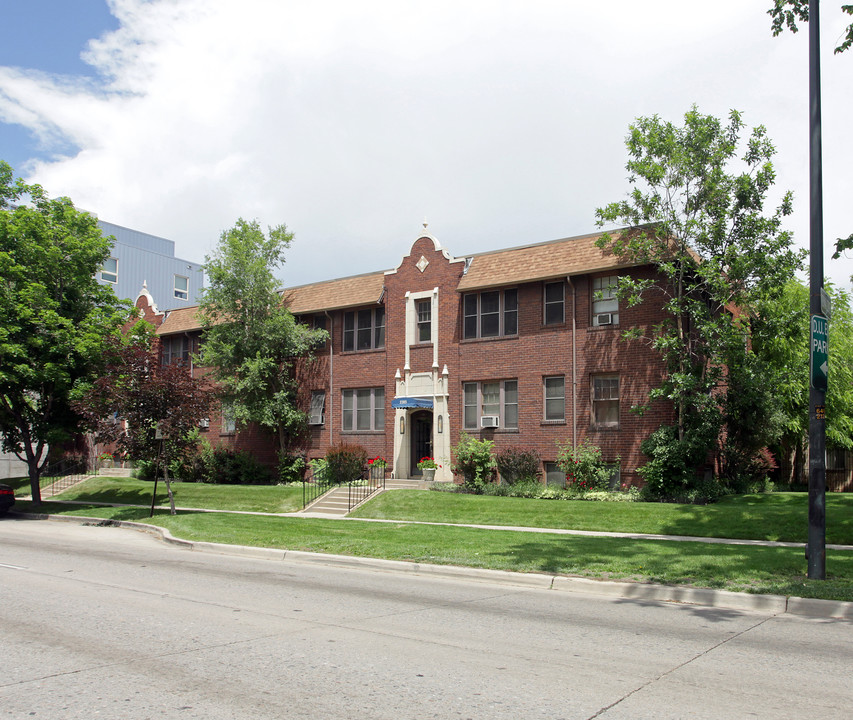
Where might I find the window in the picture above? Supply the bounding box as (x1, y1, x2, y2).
(301, 314, 327, 349)
(416, 299, 432, 343)
(543, 376, 565, 421)
(161, 335, 190, 366)
(544, 281, 565, 325)
(101, 258, 118, 284)
(592, 375, 619, 427)
(592, 275, 619, 326)
(343, 307, 385, 351)
(544, 462, 566, 486)
(342, 387, 385, 431)
(463, 289, 518, 339)
(174, 275, 189, 300)
(463, 380, 518, 429)
(309, 391, 326, 425)
(222, 406, 236, 434)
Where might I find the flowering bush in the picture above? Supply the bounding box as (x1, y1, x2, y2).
(417, 457, 439, 470)
(451, 433, 496, 491)
(556, 439, 619, 491)
(368, 456, 387, 468)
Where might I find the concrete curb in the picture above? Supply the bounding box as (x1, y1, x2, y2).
(15, 511, 853, 620)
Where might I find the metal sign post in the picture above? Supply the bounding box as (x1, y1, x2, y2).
(807, 0, 826, 580)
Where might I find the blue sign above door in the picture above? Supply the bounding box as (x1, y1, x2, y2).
(391, 397, 434, 409)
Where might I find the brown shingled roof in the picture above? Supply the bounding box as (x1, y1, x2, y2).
(281, 271, 386, 314)
(156, 306, 202, 335)
(456, 230, 641, 292)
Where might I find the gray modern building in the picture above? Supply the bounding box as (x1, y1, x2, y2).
(96, 220, 204, 311)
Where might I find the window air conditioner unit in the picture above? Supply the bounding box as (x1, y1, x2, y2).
(596, 313, 613, 325)
(308, 413, 325, 426)
(198, 418, 210, 429)
(480, 415, 500, 428)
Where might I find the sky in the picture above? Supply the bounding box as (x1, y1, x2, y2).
(0, 0, 851, 292)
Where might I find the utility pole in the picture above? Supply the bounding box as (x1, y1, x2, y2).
(807, 0, 827, 580)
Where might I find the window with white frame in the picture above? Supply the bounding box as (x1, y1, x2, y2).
(309, 390, 326, 425)
(544, 281, 565, 325)
(463, 289, 518, 339)
(342, 387, 385, 431)
(174, 274, 189, 300)
(592, 275, 619, 326)
(101, 258, 118, 284)
(592, 374, 619, 427)
(416, 299, 432, 343)
(343, 307, 385, 351)
(463, 380, 518, 429)
(543, 376, 565, 421)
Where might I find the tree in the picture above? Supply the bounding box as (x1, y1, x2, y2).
(769, 1, 853, 54)
(752, 279, 853, 482)
(197, 219, 326, 458)
(0, 161, 129, 504)
(76, 328, 212, 514)
(769, 1, 853, 262)
(595, 108, 805, 493)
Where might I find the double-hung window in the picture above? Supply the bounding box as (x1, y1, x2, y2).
(463, 380, 518, 429)
(543, 376, 565, 421)
(342, 387, 385, 431)
(416, 299, 432, 343)
(309, 391, 326, 425)
(592, 374, 619, 427)
(101, 258, 118, 284)
(544, 281, 565, 325)
(592, 275, 619, 326)
(463, 289, 518, 339)
(343, 308, 385, 351)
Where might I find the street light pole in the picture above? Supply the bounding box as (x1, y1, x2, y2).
(807, 0, 826, 580)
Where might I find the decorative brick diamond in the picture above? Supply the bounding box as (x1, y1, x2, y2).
(416, 255, 429, 273)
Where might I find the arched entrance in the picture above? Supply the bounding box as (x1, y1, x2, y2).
(410, 410, 433, 477)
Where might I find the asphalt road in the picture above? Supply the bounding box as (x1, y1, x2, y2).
(1, 517, 851, 720)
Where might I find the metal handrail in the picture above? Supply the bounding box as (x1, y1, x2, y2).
(347, 465, 386, 511)
(38, 456, 97, 497)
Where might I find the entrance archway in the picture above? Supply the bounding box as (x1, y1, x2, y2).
(409, 410, 433, 477)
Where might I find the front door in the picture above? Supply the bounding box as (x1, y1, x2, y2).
(410, 410, 433, 477)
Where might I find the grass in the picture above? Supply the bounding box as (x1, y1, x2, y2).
(350, 490, 853, 545)
(9, 478, 853, 603)
(11, 499, 853, 602)
(30, 476, 305, 514)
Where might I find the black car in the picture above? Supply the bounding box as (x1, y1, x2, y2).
(0, 484, 15, 515)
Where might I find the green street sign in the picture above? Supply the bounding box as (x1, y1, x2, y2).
(811, 314, 828, 392)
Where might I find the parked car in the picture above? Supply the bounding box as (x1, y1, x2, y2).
(0, 484, 15, 515)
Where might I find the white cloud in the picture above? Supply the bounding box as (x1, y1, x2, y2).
(0, 0, 850, 288)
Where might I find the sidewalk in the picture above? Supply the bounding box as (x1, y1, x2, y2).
(14, 497, 853, 551)
(13, 506, 853, 621)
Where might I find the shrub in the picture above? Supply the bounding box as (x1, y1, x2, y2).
(556, 439, 618, 491)
(203, 447, 273, 485)
(324, 444, 368, 484)
(452, 433, 497, 491)
(496, 446, 541, 485)
(278, 452, 306, 484)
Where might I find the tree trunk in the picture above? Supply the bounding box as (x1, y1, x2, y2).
(164, 464, 176, 515)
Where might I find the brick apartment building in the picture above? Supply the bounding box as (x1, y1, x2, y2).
(138, 229, 675, 486)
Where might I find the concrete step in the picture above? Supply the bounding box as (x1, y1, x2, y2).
(98, 467, 133, 477)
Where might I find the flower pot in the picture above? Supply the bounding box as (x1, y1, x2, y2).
(422, 468, 436, 482)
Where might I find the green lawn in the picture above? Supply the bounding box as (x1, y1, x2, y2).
(39, 476, 304, 514)
(351, 489, 853, 545)
(11, 499, 853, 602)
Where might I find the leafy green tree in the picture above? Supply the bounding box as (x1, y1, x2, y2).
(752, 279, 853, 482)
(0, 161, 129, 504)
(595, 108, 804, 492)
(769, 1, 853, 263)
(76, 330, 212, 514)
(769, 1, 853, 54)
(198, 219, 326, 456)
